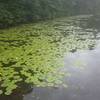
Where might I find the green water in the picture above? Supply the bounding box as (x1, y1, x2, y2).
(0, 15, 97, 95)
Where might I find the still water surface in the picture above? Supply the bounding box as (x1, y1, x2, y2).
(23, 42, 100, 100)
(1, 15, 100, 100)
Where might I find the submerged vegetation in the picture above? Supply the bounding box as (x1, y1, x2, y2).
(0, 15, 97, 95)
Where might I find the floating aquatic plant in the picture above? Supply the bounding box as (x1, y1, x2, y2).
(0, 15, 97, 95)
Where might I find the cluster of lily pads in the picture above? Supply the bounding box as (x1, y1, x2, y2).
(0, 15, 97, 95)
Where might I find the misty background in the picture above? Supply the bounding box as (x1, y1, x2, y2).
(0, 0, 100, 28)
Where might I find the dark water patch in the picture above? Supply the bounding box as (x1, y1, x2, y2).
(0, 39, 27, 47)
(1, 61, 17, 67)
(70, 48, 77, 53)
(9, 42, 27, 47)
(0, 83, 33, 100)
(0, 40, 21, 43)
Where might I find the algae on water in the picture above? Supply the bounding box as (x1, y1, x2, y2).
(0, 15, 97, 95)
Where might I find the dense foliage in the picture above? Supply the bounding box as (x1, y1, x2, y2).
(0, 0, 99, 28)
(0, 0, 70, 28)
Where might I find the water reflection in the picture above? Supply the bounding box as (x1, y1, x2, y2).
(0, 83, 33, 100)
(1, 15, 100, 100)
(23, 41, 100, 100)
(0, 94, 23, 100)
(2, 41, 100, 100)
(2, 45, 100, 100)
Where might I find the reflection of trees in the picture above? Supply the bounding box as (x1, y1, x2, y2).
(0, 94, 23, 100)
(0, 84, 33, 100)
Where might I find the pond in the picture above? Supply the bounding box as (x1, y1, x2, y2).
(0, 15, 100, 100)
